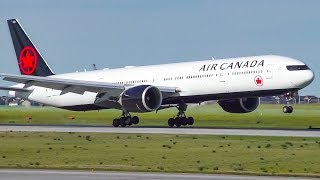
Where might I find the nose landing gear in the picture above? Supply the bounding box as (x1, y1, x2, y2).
(283, 105, 293, 113)
(283, 92, 296, 114)
(168, 103, 194, 127)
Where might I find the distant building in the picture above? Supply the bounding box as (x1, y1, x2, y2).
(21, 100, 31, 107)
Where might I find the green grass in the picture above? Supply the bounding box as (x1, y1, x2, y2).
(0, 132, 319, 177)
(0, 104, 319, 128)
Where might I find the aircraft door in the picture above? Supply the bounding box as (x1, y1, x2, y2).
(219, 72, 225, 82)
(266, 64, 274, 79)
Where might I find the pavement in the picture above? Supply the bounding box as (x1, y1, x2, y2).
(0, 169, 315, 180)
(0, 125, 319, 137)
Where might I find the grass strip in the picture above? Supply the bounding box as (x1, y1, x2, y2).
(0, 131, 319, 177)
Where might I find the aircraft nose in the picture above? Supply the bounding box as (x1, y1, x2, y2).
(301, 70, 315, 87)
(291, 69, 314, 88)
(307, 69, 315, 83)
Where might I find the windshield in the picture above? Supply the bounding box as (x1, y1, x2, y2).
(286, 65, 310, 71)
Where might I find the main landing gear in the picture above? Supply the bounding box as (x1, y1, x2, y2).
(112, 111, 140, 127)
(168, 103, 194, 127)
(283, 92, 295, 114)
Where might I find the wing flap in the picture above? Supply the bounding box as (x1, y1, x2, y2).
(0, 86, 30, 92)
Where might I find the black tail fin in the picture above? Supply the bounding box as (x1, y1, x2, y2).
(7, 19, 54, 76)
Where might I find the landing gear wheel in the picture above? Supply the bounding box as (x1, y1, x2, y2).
(283, 106, 294, 114)
(113, 119, 120, 127)
(131, 116, 139, 125)
(120, 117, 126, 127)
(113, 110, 141, 127)
(125, 116, 132, 126)
(180, 117, 187, 126)
(187, 117, 194, 125)
(174, 117, 181, 127)
(167, 103, 196, 127)
(168, 118, 175, 127)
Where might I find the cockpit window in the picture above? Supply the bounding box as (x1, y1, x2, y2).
(286, 65, 310, 71)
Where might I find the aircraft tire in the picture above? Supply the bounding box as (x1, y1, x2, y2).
(113, 119, 120, 127)
(181, 117, 187, 126)
(187, 117, 194, 125)
(168, 118, 175, 127)
(174, 117, 181, 127)
(125, 117, 132, 126)
(120, 117, 126, 127)
(131, 116, 139, 124)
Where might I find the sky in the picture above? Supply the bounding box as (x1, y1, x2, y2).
(0, 0, 319, 96)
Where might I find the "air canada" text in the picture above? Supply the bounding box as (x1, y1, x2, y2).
(199, 60, 264, 72)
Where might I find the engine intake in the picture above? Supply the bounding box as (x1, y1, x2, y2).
(218, 97, 259, 113)
(120, 85, 162, 112)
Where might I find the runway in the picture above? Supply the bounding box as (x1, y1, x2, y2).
(0, 125, 319, 137)
(0, 169, 314, 180)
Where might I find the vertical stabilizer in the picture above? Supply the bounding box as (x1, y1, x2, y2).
(7, 19, 54, 76)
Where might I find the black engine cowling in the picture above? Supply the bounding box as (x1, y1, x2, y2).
(120, 85, 162, 112)
(218, 97, 259, 113)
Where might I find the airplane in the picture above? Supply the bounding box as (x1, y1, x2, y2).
(0, 19, 315, 127)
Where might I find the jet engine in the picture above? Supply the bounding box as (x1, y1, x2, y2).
(218, 97, 259, 113)
(120, 85, 162, 112)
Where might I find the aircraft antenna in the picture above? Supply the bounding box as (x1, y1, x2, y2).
(93, 64, 98, 70)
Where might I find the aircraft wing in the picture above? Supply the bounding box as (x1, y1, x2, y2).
(0, 73, 179, 97)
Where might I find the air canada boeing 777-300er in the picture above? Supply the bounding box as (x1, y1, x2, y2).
(0, 19, 315, 127)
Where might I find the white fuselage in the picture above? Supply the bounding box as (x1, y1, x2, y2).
(14, 55, 314, 110)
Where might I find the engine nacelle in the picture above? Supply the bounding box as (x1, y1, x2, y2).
(218, 97, 259, 113)
(120, 85, 162, 112)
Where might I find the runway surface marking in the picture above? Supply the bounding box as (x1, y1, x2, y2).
(0, 169, 314, 180)
(0, 125, 319, 137)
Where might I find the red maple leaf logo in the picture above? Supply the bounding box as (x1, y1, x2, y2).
(19, 46, 38, 75)
(255, 75, 263, 86)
